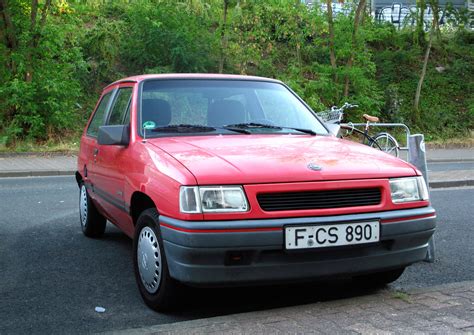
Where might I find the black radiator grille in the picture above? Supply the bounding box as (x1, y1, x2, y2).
(257, 188, 382, 211)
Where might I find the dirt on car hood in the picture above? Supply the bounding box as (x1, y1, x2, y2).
(148, 135, 418, 185)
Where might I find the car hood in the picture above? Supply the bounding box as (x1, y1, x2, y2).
(148, 135, 417, 184)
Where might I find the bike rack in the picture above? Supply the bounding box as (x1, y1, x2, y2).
(340, 122, 411, 153)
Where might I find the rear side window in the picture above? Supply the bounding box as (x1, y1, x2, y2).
(108, 87, 133, 125)
(87, 92, 112, 137)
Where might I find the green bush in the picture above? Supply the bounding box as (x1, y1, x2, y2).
(0, 0, 472, 147)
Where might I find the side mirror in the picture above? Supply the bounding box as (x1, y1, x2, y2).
(98, 125, 130, 146)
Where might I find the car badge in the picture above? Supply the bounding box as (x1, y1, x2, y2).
(307, 163, 322, 171)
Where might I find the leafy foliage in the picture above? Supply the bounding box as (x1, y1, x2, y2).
(0, 0, 472, 146)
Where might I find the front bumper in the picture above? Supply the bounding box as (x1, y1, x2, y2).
(159, 207, 436, 286)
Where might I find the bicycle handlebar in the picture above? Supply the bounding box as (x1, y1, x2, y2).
(330, 103, 358, 113)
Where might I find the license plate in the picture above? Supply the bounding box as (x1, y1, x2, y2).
(285, 221, 379, 250)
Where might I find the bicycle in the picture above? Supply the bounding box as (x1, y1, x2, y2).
(317, 103, 400, 157)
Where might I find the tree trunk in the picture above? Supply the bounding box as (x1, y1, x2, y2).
(218, 0, 229, 74)
(414, 10, 436, 114)
(326, 0, 337, 84)
(0, 0, 18, 73)
(0, 0, 17, 50)
(25, 0, 39, 82)
(25, 0, 51, 82)
(415, 0, 425, 46)
(343, 0, 366, 98)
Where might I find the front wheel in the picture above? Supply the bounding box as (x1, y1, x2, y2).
(370, 132, 400, 157)
(133, 208, 181, 311)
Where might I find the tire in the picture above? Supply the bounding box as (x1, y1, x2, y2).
(354, 267, 405, 287)
(79, 183, 106, 238)
(133, 208, 181, 312)
(370, 132, 400, 157)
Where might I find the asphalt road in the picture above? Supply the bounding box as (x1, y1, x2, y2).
(0, 176, 472, 334)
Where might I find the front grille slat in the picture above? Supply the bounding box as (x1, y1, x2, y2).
(257, 188, 381, 211)
(259, 195, 381, 203)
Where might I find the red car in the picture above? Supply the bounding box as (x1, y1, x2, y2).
(76, 74, 436, 311)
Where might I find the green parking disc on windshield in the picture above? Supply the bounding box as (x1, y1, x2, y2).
(143, 121, 156, 130)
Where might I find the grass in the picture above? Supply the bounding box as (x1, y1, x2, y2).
(0, 137, 80, 155)
(391, 290, 412, 303)
(425, 133, 474, 149)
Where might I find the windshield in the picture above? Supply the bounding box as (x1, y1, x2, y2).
(140, 79, 328, 137)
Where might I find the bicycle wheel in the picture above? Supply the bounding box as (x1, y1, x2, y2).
(370, 132, 400, 157)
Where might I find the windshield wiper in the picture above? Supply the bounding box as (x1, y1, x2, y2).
(225, 122, 281, 130)
(279, 126, 317, 135)
(225, 123, 316, 135)
(150, 124, 216, 133)
(220, 126, 251, 134)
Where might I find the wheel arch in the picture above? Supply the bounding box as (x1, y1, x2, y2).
(130, 191, 157, 226)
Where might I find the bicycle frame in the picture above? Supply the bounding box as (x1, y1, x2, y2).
(340, 123, 383, 150)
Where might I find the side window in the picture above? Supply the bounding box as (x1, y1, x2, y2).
(87, 92, 112, 137)
(107, 87, 133, 125)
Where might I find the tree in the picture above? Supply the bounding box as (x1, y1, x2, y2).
(0, 0, 17, 72)
(414, 0, 440, 115)
(415, 0, 426, 46)
(219, 0, 230, 73)
(25, 0, 52, 82)
(344, 0, 367, 98)
(326, 0, 337, 84)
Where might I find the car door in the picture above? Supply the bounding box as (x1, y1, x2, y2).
(83, 89, 115, 209)
(92, 85, 134, 230)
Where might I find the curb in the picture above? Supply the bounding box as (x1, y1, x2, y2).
(0, 152, 78, 158)
(0, 170, 75, 178)
(427, 159, 474, 163)
(429, 179, 474, 188)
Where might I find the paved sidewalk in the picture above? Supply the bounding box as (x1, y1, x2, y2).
(105, 281, 474, 334)
(0, 154, 77, 177)
(426, 149, 474, 162)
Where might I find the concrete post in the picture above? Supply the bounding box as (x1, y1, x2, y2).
(408, 134, 435, 263)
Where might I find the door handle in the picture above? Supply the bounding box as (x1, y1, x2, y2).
(93, 148, 99, 163)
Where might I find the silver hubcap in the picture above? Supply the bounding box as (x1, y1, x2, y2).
(80, 185, 88, 228)
(137, 226, 162, 294)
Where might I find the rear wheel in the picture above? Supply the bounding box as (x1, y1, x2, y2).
(370, 132, 400, 157)
(354, 267, 405, 287)
(79, 183, 106, 238)
(133, 208, 181, 311)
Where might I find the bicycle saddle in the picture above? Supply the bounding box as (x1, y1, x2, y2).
(362, 114, 380, 122)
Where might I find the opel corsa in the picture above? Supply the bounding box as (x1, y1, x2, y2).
(76, 74, 436, 311)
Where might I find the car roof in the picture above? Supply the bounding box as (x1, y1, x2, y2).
(105, 73, 282, 89)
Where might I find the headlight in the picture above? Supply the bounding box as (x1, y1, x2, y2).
(180, 186, 249, 213)
(389, 177, 429, 203)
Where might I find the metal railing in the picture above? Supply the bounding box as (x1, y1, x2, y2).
(341, 122, 411, 152)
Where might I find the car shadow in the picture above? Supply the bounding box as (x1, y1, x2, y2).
(168, 280, 381, 318)
(102, 223, 383, 318)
